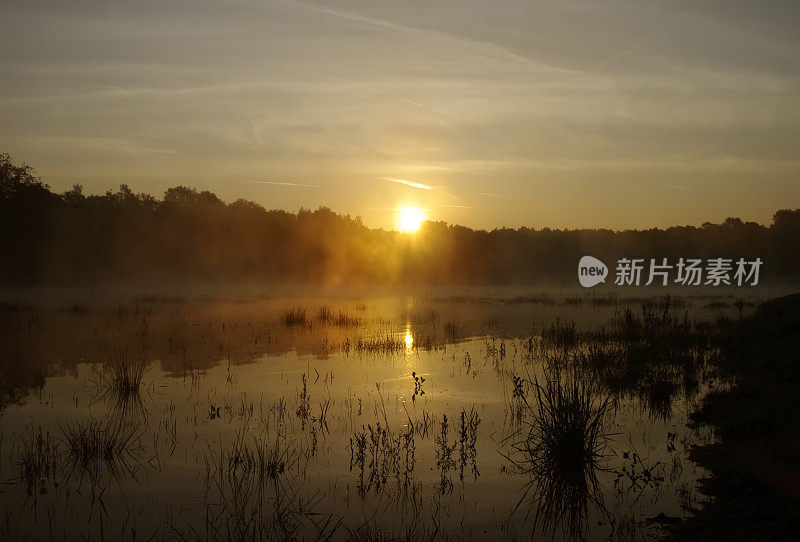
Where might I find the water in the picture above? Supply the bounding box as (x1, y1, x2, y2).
(0, 291, 751, 540)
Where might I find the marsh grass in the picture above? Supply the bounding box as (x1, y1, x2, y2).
(609, 295, 704, 346)
(541, 296, 710, 351)
(443, 320, 463, 341)
(507, 371, 613, 540)
(94, 347, 147, 401)
(541, 318, 580, 349)
(60, 419, 143, 482)
(344, 515, 432, 542)
(349, 422, 416, 496)
(223, 430, 299, 485)
(13, 418, 143, 492)
(315, 306, 361, 327)
(0, 293, 734, 539)
(202, 425, 313, 541)
(354, 335, 407, 354)
(503, 293, 556, 305)
(435, 414, 457, 495)
(539, 296, 716, 423)
(639, 373, 682, 420)
(458, 408, 481, 482)
(569, 314, 714, 420)
(12, 426, 59, 495)
(280, 307, 309, 327)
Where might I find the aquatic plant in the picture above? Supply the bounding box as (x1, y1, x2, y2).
(443, 320, 462, 341)
(508, 371, 612, 540)
(315, 306, 361, 327)
(95, 347, 147, 400)
(11, 426, 59, 496)
(279, 307, 309, 327)
(541, 318, 579, 350)
(202, 424, 312, 541)
(458, 408, 481, 482)
(348, 422, 416, 496)
(411, 371, 425, 402)
(353, 335, 407, 354)
(60, 418, 143, 483)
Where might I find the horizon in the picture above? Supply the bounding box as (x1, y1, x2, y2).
(7, 156, 793, 233)
(2, 1, 799, 230)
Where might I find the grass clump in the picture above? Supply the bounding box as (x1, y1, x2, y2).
(541, 318, 579, 349)
(96, 347, 146, 400)
(443, 320, 463, 341)
(354, 335, 407, 354)
(508, 371, 612, 540)
(280, 307, 309, 327)
(60, 419, 143, 481)
(202, 425, 311, 541)
(315, 306, 361, 327)
(12, 426, 59, 495)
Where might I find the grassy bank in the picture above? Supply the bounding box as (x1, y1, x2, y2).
(672, 293, 800, 540)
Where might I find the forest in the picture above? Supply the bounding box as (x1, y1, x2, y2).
(2, 153, 799, 286)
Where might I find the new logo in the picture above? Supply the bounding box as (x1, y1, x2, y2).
(578, 255, 608, 287)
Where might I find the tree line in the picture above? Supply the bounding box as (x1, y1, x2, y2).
(1, 153, 799, 286)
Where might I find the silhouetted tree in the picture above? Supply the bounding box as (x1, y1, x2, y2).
(0, 153, 797, 287)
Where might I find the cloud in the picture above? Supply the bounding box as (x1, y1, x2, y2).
(665, 183, 689, 192)
(250, 181, 321, 188)
(384, 177, 433, 190)
(479, 192, 509, 198)
(401, 98, 483, 126)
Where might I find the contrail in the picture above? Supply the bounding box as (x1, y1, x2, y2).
(384, 177, 433, 190)
(401, 98, 483, 126)
(250, 181, 321, 188)
(479, 192, 509, 198)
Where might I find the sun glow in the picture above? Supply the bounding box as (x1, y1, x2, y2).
(397, 206, 426, 232)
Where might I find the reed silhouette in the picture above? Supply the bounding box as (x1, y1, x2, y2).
(506, 370, 613, 540)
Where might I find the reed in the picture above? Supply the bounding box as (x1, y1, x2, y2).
(508, 371, 612, 539)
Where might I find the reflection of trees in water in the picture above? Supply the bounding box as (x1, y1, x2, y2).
(0, 359, 46, 412)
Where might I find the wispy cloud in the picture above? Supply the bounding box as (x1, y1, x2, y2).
(384, 177, 433, 190)
(665, 183, 689, 192)
(479, 192, 510, 198)
(250, 181, 321, 188)
(401, 98, 483, 126)
(281, 0, 577, 76)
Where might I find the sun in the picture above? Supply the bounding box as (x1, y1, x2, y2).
(397, 206, 426, 232)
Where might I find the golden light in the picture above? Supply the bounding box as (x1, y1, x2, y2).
(397, 206, 426, 232)
(404, 330, 414, 349)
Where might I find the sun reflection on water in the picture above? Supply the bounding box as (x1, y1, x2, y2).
(404, 329, 414, 349)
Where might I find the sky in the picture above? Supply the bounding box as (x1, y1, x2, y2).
(1, 0, 799, 230)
